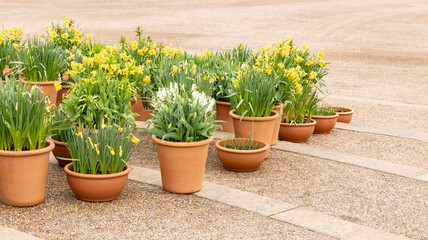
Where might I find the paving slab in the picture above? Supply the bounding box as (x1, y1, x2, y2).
(276, 140, 427, 181)
(305, 128, 428, 170)
(272, 208, 411, 240)
(0, 226, 42, 240)
(334, 122, 428, 143)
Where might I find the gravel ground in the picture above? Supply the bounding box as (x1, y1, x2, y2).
(129, 132, 428, 240)
(304, 129, 428, 170)
(0, 165, 334, 240)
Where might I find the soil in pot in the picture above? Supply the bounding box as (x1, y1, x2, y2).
(0, 140, 55, 207)
(334, 107, 354, 123)
(64, 163, 131, 202)
(152, 135, 212, 194)
(215, 100, 234, 133)
(279, 120, 317, 142)
(312, 113, 339, 134)
(215, 138, 270, 172)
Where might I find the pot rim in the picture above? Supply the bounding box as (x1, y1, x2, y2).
(48, 136, 66, 146)
(215, 138, 269, 154)
(216, 100, 231, 106)
(152, 135, 214, 148)
(64, 163, 131, 179)
(0, 139, 55, 156)
(333, 107, 354, 114)
(280, 119, 317, 127)
(22, 80, 58, 85)
(311, 112, 339, 119)
(229, 109, 279, 122)
(59, 84, 73, 89)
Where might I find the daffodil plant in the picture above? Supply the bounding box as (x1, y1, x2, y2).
(0, 26, 23, 75)
(0, 77, 60, 151)
(228, 67, 277, 118)
(283, 84, 319, 124)
(15, 38, 67, 82)
(62, 71, 138, 127)
(313, 104, 336, 116)
(65, 121, 139, 174)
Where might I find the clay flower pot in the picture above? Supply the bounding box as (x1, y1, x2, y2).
(152, 135, 213, 194)
(312, 113, 339, 134)
(132, 95, 153, 121)
(0, 140, 55, 207)
(271, 104, 287, 146)
(56, 85, 72, 104)
(215, 100, 234, 133)
(230, 110, 279, 146)
(215, 138, 270, 172)
(48, 137, 71, 166)
(334, 107, 354, 123)
(279, 120, 317, 142)
(23, 80, 59, 106)
(64, 163, 131, 202)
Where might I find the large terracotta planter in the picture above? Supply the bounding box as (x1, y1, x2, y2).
(64, 163, 131, 202)
(334, 107, 354, 123)
(48, 137, 71, 166)
(215, 100, 234, 133)
(132, 95, 152, 121)
(312, 113, 339, 134)
(0, 140, 55, 207)
(230, 110, 279, 145)
(279, 120, 317, 142)
(152, 135, 213, 194)
(23, 80, 58, 106)
(56, 85, 72, 104)
(215, 138, 269, 172)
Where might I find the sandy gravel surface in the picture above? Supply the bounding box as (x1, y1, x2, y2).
(304, 129, 428, 170)
(1, 0, 427, 115)
(129, 132, 428, 240)
(0, 165, 334, 240)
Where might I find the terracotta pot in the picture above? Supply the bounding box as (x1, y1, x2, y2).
(271, 104, 287, 146)
(1, 80, 23, 84)
(23, 80, 58, 106)
(230, 110, 279, 145)
(279, 120, 317, 142)
(215, 100, 234, 133)
(215, 138, 269, 172)
(56, 85, 72, 104)
(64, 163, 131, 202)
(130, 96, 137, 110)
(312, 113, 339, 134)
(132, 95, 152, 121)
(334, 107, 354, 123)
(0, 140, 55, 207)
(152, 135, 213, 194)
(48, 137, 71, 166)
